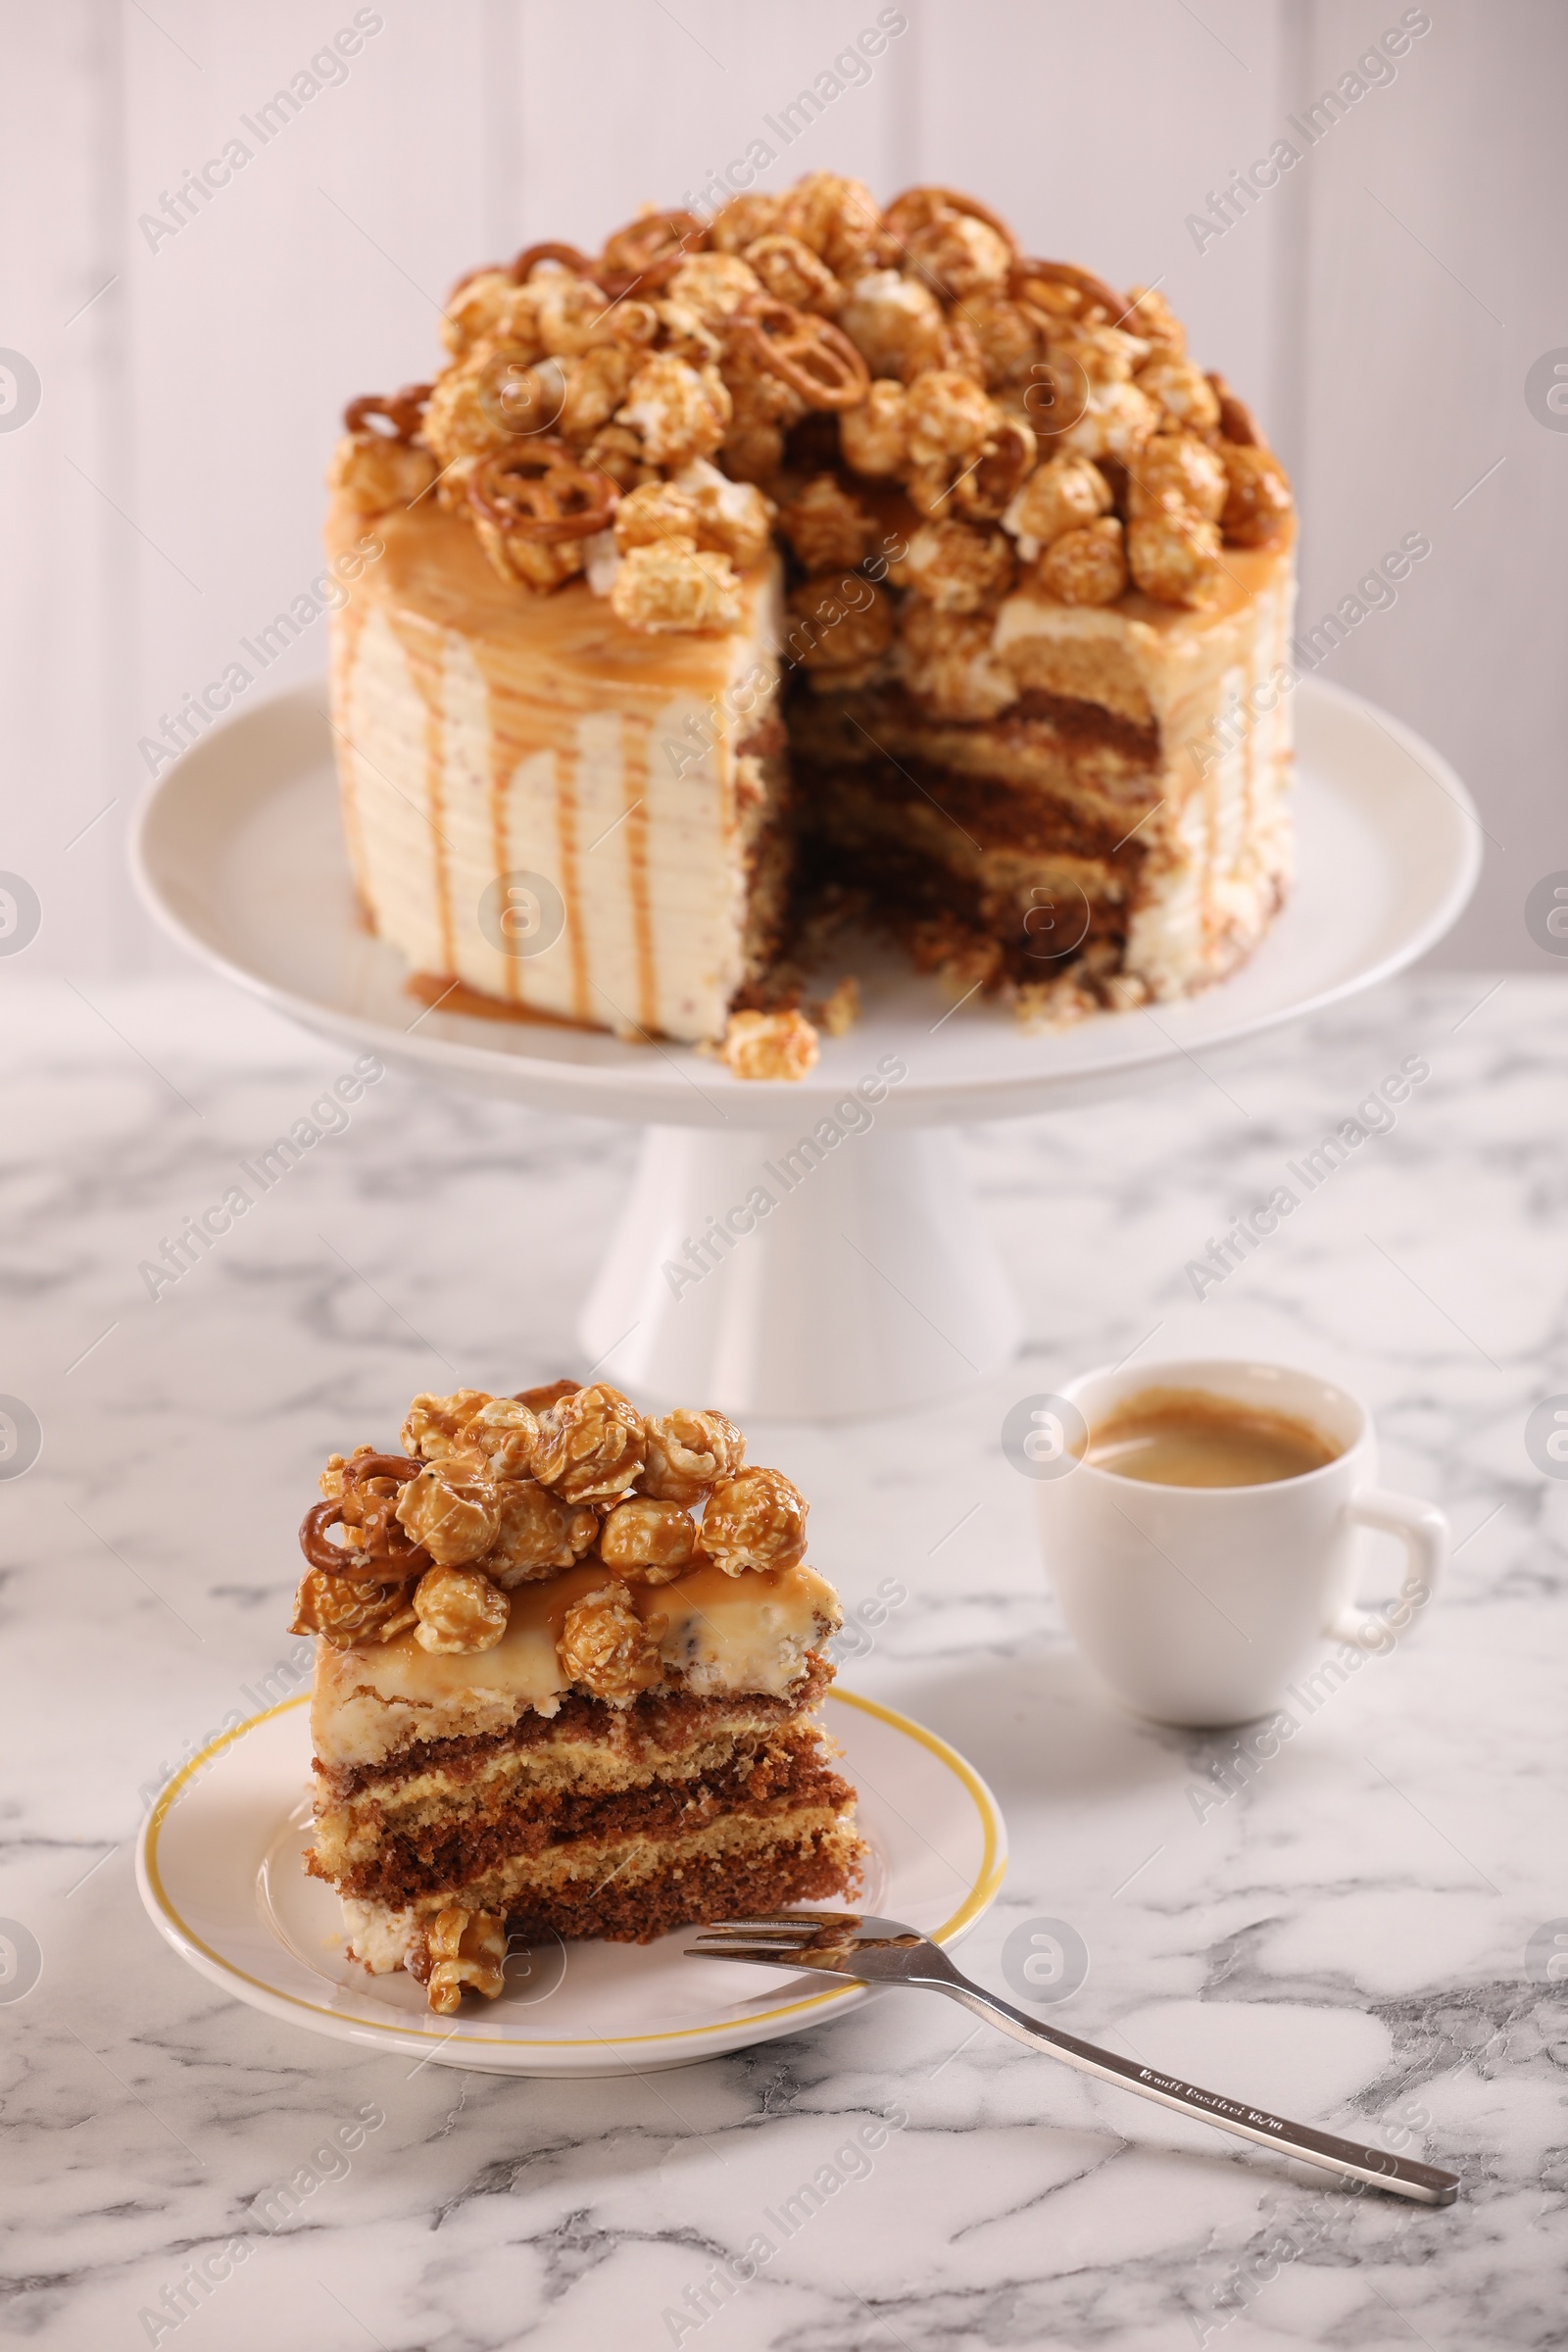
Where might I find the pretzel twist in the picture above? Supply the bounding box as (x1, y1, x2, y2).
(730, 298, 870, 412)
(467, 440, 619, 544)
(1008, 259, 1127, 327)
(342, 382, 432, 442)
(595, 209, 709, 300)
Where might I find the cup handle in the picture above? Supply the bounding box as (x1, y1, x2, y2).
(1325, 1486, 1449, 1650)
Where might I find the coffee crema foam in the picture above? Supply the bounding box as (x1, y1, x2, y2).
(1087, 1387, 1341, 1489)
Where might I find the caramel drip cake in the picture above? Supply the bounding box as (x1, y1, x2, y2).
(326, 176, 1296, 1067)
(289, 1379, 862, 2012)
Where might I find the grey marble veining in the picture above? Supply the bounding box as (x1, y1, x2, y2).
(1, 967, 1564, 2351)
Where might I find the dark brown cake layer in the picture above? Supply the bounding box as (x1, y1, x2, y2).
(318, 1670, 832, 1801)
(794, 753, 1151, 864)
(318, 1742, 854, 1903)
(789, 681, 1162, 801)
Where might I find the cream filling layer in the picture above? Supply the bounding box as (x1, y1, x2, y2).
(312, 1561, 841, 1770)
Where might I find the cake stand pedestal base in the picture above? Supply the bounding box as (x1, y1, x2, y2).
(579, 1124, 1021, 1421)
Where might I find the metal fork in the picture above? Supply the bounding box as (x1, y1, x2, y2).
(687, 1910, 1458, 2206)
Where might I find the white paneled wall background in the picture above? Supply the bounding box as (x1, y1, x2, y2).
(4, 0, 1563, 978)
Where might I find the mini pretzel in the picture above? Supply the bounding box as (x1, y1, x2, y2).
(595, 209, 709, 299)
(510, 241, 596, 284)
(884, 185, 1018, 254)
(343, 383, 433, 442)
(730, 298, 870, 411)
(1207, 371, 1262, 448)
(299, 1498, 430, 1583)
(468, 440, 619, 543)
(1009, 259, 1126, 326)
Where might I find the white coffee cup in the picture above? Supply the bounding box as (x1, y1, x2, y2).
(1030, 1357, 1448, 1727)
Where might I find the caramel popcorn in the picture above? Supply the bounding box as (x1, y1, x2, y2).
(1218, 442, 1294, 547)
(710, 190, 785, 252)
(1037, 516, 1127, 606)
(1127, 508, 1224, 607)
(1002, 452, 1111, 561)
(617, 354, 732, 466)
(787, 573, 894, 675)
(341, 175, 1292, 638)
(532, 1382, 646, 1501)
(813, 975, 861, 1037)
(743, 233, 844, 315)
(395, 1464, 503, 1565)
(838, 270, 947, 383)
(415, 1906, 507, 2015)
(1123, 284, 1184, 356)
(558, 1583, 663, 1703)
(481, 1480, 599, 1589)
(412, 1562, 510, 1654)
(611, 538, 742, 634)
(459, 1395, 541, 1480)
(839, 377, 909, 475)
(895, 600, 1017, 721)
(891, 517, 1013, 613)
(1126, 432, 1228, 524)
(777, 473, 878, 573)
(721, 1007, 820, 1081)
(599, 1496, 697, 1580)
(1136, 354, 1221, 436)
(405, 1390, 503, 1461)
(666, 253, 761, 318)
(698, 1467, 808, 1575)
(290, 1568, 417, 1649)
(903, 210, 1012, 301)
(326, 432, 436, 515)
(640, 1407, 747, 1503)
(776, 172, 882, 280)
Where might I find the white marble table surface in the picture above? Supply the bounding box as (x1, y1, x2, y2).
(3, 965, 1564, 2352)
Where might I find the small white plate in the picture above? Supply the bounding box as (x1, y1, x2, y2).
(136, 1690, 1006, 2076)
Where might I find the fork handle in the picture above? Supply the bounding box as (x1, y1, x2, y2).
(926, 1975, 1457, 2205)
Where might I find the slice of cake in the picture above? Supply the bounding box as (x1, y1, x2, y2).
(289, 1378, 862, 2013)
(324, 177, 1296, 1054)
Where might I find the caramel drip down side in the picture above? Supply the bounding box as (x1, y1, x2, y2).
(555, 730, 592, 1026)
(479, 656, 520, 1006)
(383, 609, 455, 975)
(622, 716, 658, 1037)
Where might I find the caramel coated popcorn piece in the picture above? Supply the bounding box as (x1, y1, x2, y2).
(1126, 431, 1228, 524)
(1122, 284, 1184, 356)
(777, 474, 878, 574)
(640, 1407, 747, 1504)
(532, 1383, 646, 1501)
(1057, 376, 1158, 466)
(440, 267, 520, 361)
(412, 1562, 510, 1654)
(838, 270, 947, 383)
(1136, 354, 1221, 436)
(903, 210, 1012, 301)
(776, 172, 882, 279)
(395, 1464, 503, 1565)
(672, 458, 775, 567)
(964, 294, 1045, 390)
(710, 190, 784, 252)
(611, 539, 742, 634)
(617, 353, 732, 466)
(839, 377, 909, 476)
(721, 1008, 820, 1082)
(666, 252, 761, 319)
(743, 233, 844, 316)
(1002, 453, 1111, 562)
(416, 1907, 507, 2015)
(289, 1568, 417, 1650)
(904, 368, 997, 470)
(326, 432, 436, 515)
(459, 1396, 541, 1480)
(698, 1467, 808, 1575)
(558, 1584, 663, 1704)
(599, 1496, 697, 1581)
(787, 573, 894, 675)
(891, 518, 1013, 613)
(1127, 508, 1224, 606)
(1037, 515, 1127, 606)
(813, 975, 860, 1038)
(1218, 442, 1294, 547)
(482, 1480, 599, 1589)
(895, 600, 1017, 721)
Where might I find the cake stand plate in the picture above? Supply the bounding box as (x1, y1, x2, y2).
(136, 1689, 1006, 2077)
(132, 676, 1479, 1417)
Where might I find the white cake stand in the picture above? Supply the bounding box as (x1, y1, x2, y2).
(132, 676, 1479, 1419)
